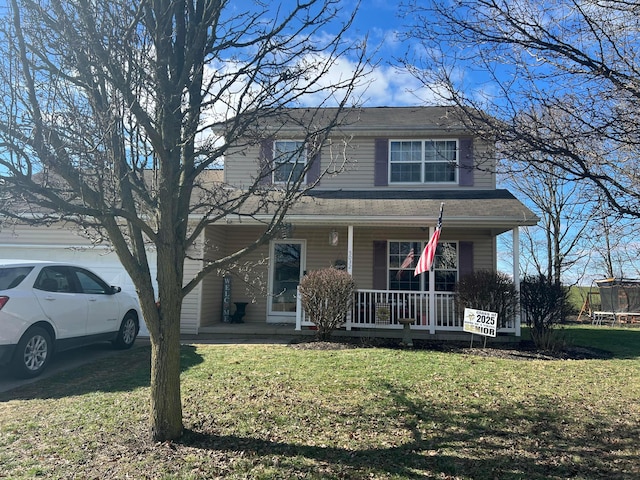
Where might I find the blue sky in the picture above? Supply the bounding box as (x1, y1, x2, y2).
(302, 0, 437, 107)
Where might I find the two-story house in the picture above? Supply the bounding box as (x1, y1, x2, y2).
(198, 106, 539, 338)
(0, 106, 538, 338)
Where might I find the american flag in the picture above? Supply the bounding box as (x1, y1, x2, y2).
(414, 203, 444, 276)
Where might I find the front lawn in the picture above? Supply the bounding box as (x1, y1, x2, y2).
(0, 326, 638, 479)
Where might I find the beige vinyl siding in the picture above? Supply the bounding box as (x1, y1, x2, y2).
(318, 139, 374, 189)
(180, 239, 204, 334)
(223, 144, 261, 188)
(198, 226, 226, 328)
(464, 234, 495, 272)
(215, 226, 270, 324)
(469, 140, 495, 189)
(224, 135, 495, 191)
(197, 224, 265, 327)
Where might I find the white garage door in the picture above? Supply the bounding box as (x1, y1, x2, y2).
(0, 246, 156, 337)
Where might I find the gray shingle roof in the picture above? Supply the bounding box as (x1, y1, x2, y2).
(231, 189, 538, 233)
(258, 106, 472, 134)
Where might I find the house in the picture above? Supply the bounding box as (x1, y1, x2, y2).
(202, 106, 538, 337)
(0, 106, 538, 338)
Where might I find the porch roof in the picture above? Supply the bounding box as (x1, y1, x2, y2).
(227, 189, 539, 234)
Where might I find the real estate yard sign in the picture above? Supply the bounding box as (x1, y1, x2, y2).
(463, 308, 498, 337)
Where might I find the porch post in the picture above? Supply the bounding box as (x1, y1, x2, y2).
(346, 225, 354, 330)
(512, 227, 521, 336)
(295, 287, 302, 331)
(347, 225, 354, 275)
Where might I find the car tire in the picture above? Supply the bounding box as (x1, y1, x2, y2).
(11, 326, 53, 379)
(113, 312, 138, 349)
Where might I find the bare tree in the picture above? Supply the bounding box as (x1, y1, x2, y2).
(589, 199, 640, 280)
(401, 1, 640, 219)
(500, 158, 597, 285)
(0, 0, 367, 441)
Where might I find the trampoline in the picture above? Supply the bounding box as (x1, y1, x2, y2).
(590, 278, 640, 326)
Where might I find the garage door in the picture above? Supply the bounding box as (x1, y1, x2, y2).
(0, 246, 156, 337)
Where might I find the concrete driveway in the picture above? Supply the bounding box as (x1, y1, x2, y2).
(0, 338, 150, 394)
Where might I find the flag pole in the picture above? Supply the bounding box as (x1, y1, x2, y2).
(431, 202, 444, 272)
(413, 202, 445, 277)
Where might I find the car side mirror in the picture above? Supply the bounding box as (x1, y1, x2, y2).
(111, 286, 122, 294)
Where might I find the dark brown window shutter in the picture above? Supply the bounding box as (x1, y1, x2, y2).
(458, 137, 474, 186)
(459, 241, 473, 278)
(259, 138, 273, 185)
(373, 240, 387, 289)
(307, 148, 321, 185)
(374, 138, 388, 187)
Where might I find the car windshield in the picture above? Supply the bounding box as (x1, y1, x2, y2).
(0, 266, 34, 290)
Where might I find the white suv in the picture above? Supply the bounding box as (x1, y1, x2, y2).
(0, 260, 141, 378)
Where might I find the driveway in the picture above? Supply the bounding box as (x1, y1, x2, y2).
(0, 337, 150, 394)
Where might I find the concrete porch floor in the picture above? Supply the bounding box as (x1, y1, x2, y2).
(190, 322, 520, 345)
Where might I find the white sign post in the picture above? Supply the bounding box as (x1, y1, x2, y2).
(463, 308, 498, 348)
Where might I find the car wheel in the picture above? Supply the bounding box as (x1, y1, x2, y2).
(11, 327, 52, 378)
(113, 313, 138, 349)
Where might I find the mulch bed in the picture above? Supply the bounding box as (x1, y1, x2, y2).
(289, 337, 611, 361)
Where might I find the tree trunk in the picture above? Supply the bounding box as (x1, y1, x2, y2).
(149, 311, 183, 441)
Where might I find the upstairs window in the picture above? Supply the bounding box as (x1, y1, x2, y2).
(273, 140, 306, 184)
(389, 140, 458, 184)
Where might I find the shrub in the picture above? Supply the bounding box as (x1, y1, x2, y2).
(298, 267, 356, 341)
(520, 274, 571, 351)
(455, 270, 518, 328)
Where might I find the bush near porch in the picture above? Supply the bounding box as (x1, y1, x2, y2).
(298, 267, 356, 340)
(0, 325, 638, 479)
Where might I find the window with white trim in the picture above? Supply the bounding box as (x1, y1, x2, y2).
(273, 140, 306, 183)
(389, 241, 421, 291)
(434, 242, 458, 291)
(388, 240, 458, 292)
(389, 140, 458, 183)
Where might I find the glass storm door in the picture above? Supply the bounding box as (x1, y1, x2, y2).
(269, 240, 304, 321)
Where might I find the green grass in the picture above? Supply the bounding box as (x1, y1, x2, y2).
(1, 326, 639, 479)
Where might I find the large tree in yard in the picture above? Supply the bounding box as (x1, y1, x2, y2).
(0, 0, 366, 441)
(401, 1, 640, 225)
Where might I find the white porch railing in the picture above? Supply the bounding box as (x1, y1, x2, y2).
(296, 289, 518, 335)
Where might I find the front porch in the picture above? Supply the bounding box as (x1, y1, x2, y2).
(294, 288, 520, 337)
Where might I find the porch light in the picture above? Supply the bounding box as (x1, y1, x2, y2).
(280, 223, 293, 239)
(329, 229, 339, 246)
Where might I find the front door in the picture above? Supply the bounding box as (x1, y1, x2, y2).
(268, 240, 305, 323)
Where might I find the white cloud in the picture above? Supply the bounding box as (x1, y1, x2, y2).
(294, 56, 444, 108)
(362, 64, 443, 106)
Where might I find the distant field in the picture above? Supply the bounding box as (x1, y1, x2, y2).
(568, 285, 593, 318)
